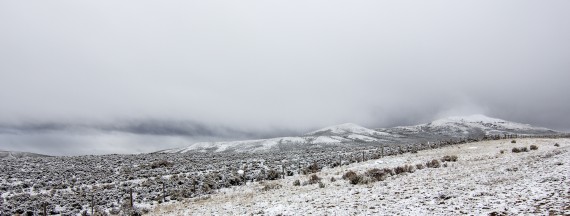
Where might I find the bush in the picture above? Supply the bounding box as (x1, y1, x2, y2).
(415, 164, 425, 170)
(348, 174, 362, 185)
(293, 180, 300, 186)
(266, 169, 281, 180)
(342, 170, 357, 180)
(426, 159, 440, 168)
(366, 168, 389, 181)
(500, 150, 505, 154)
(261, 183, 282, 191)
(512, 147, 521, 153)
(554, 143, 560, 147)
(308, 174, 321, 184)
(520, 147, 528, 152)
(330, 177, 336, 182)
(150, 160, 173, 169)
(511, 140, 516, 143)
(382, 168, 395, 176)
(358, 175, 374, 184)
(342, 171, 368, 185)
(530, 145, 538, 150)
(405, 164, 415, 173)
(441, 155, 458, 162)
(304, 162, 320, 174)
(394, 165, 415, 174)
(394, 166, 406, 175)
(318, 182, 325, 188)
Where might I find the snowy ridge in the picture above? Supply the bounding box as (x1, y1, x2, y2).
(306, 123, 392, 137)
(0, 150, 50, 159)
(159, 135, 354, 153)
(430, 114, 506, 126)
(424, 114, 552, 134)
(159, 115, 559, 154)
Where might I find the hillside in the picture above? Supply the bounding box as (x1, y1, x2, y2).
(0, 150, 50, 159)
(150, 138, 570, 215)
(158, 115, 559, 154)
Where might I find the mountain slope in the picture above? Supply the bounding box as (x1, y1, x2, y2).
(377, 114, 557, 139)
(159, 115, 559, 154)
(0, 150, 50, 159)
(305, 123, 393, 137)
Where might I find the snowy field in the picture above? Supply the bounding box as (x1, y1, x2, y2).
(150, 138, 569, 215)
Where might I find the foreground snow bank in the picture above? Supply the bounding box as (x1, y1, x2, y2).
(150, 139, 570, 215)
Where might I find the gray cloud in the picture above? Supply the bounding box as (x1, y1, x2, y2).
(1, 0, 569, 155)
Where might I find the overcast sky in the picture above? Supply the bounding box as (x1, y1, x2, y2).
(1, 1, 569, 155)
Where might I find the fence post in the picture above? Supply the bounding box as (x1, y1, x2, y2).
(43, 202, 47, 216)
(91, 192, 94, 215)
(162, 181, 166, 203)
(130, 188, 133, 208)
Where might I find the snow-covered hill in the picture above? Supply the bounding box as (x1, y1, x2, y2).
(305, 123, 393, 137)
(0, 150, 50, 159)
(158, 122, 393, 153)
(159, 115, 559, 154)
(377, 114, 557, 138)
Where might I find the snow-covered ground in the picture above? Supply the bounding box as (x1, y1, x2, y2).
(150, 138, 570, 215)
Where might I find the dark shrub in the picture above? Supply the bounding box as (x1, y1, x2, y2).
(500, 150, 505, 154)
(342, 170, 357, 180)
(426, 159, 440, 168)
(520, 147, 528, 152)
(441, 155, 458, 162)
(416, 164, 425, 170)
(554, 143, 560, 147)
(405, 164, 415, 173)
(511, 140, 516, 143)
(150, 160, 173, 169)
(341, 171, 365, 185)
(262, 183, 281, 191)
(383, 168, 395, 176)
(394, 166, 406, 175)
(330, 177, 336, 182)
(530, 145, 538, 150)
(366, 168, 389, 181)
(319, 182, 325, 188)
(293, 180, 300, 186)
(348, 174, 362, 185)
(308, 174, 321, 184)
(266, 169, 281, 180)
(305, 162, 320, 174)
(512, 147, 521, 153)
